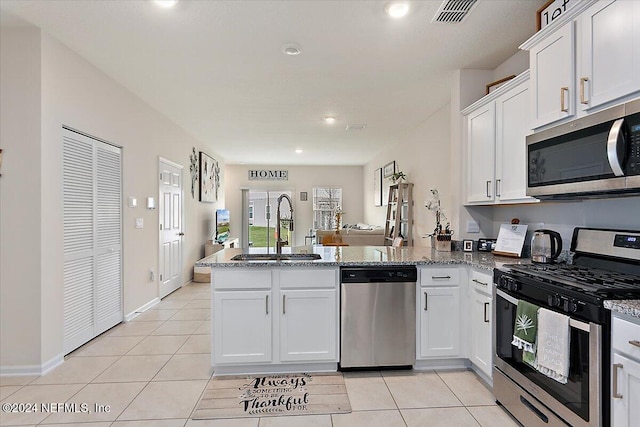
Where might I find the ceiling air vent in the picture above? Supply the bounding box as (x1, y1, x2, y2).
(431, 0, 478, 24)
(346, 124, 366, 131)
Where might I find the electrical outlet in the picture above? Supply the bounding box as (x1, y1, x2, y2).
(135, 218, 144, 229)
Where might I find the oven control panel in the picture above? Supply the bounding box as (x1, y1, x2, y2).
(614, 234, 640, 250)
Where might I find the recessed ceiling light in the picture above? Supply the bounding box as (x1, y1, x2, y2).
(324, 116, 336, 124)
(281, 43, 302, 56)
(385, 1, 410, 18)
(153, 0, 178, 9)
(295, 149, 303, 154)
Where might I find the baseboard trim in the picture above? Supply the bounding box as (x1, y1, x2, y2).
(124, 297, 160, 322)
(0, 353, 64, 377)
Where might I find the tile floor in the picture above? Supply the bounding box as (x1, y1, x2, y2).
(0, 282, 518, 427)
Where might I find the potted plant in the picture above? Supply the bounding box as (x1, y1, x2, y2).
(389, 171, 407, 183)
(425, 188, 454, 251)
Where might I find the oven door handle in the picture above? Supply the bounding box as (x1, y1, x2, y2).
(495, 289, 590, 332)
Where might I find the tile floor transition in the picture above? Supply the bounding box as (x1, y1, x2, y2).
(0, 282, 519, 427)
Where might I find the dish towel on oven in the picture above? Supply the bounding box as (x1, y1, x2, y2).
(512, 300, 539, 353)
(534, 308, 571, 384)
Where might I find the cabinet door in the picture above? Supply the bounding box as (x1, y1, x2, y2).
(611, 352, 640, 427)
(471, 290, 493, 378)
(495, 81, 537, 204)
(580, 0, 640, 111)
(466, 103, 496, 204)
(213, 291, 272, 364)
(419, 287, 460, 358)
(530, 21, 575, 128)
(279, 289, 337, 362)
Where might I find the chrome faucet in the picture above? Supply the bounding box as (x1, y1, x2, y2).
(275, 193, 294, 255)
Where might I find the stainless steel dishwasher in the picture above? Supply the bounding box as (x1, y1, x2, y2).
(340, 266, 417, 368)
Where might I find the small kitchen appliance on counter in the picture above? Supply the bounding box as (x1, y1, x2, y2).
(531, 229, 562, 263)
(494, 227, 640, 427)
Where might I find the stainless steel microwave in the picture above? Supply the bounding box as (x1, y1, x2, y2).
(526, 98, 640, 199)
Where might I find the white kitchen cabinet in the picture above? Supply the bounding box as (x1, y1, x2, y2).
(522, 0, 640, 129)
(469, 269, 493, 378)
(579, 0, 640, 112)
(279, 289, 337, 362)
(611, 314, 640, 427)
(529, 21, 576, 128)
(463, 73, 537, 205)
(212, 267, 338, 369)
(213, 290, 272, 364)
(418, 267, 461, 359)
(466, 102, 496, 203)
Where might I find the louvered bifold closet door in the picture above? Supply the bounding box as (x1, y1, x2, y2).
(62, 129, 122, 354)
(94, 143, 122, 335)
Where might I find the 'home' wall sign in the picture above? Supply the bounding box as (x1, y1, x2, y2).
(248, 170, 289, 181)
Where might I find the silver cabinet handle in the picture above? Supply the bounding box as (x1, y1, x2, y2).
(495, 179, 501, 197)
(607, 118, 626, 177)
(580, 77, 589, 105)
(424, 292, 428, 311)
(265, 295, 269, 315)
(613, 363, 623, 399)
(484, 302, 490, 323)
(560, 87, 569, 112)
(472, 279, 488, 286)
(282, 295, 286, 315)
(486, 181, 491, 198)
(432, 275, 451, 280)
(629, 340, 640, 348)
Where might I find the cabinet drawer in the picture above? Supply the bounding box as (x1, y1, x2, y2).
(419, 267, 460, 287)
(470, 269, 493, 296)
(212, 269, 271, 290)
(613, 315, 640, 360)
(279, 268, 338, 289)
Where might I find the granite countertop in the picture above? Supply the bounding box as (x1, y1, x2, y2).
(604, 300, 640, 320)
(195, 245, 530, 271)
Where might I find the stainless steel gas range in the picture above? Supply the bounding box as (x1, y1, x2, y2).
(493, 228, 640, 427)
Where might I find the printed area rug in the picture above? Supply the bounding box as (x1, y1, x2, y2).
(192, 372, 352, 419)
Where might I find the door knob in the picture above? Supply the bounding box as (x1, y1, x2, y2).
(178, 232, 185, 236)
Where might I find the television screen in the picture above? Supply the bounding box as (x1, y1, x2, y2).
(215, 209, 230, 242)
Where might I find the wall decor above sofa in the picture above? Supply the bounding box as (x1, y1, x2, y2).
(199, 151, 219, 203)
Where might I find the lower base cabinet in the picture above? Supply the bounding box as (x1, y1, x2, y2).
(212, 268, 338, 368)
(611, 314, 640, 427)
(419, 286, 461, 358)
(279, 289, 336, 362)
(213, 290, 272, 364)
(470, 289, 492, 377)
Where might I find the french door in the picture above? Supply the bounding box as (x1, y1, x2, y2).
(63, 128, 122, 354)
(246, 190, 293, 251)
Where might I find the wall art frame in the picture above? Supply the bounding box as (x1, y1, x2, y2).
(374, 168, 383, 206)
(383, 161, 396, 178)
(199, 151, 219, 203)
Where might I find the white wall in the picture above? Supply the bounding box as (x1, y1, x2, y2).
(1, 28, 225, 371)
(364, 104, 451, 246)
(0, 27, 43, 368)
(225, 165, 364, 247)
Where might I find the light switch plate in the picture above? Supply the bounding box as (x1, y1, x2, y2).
(135, 218, 144, 229)
(128, 197, 137, 208)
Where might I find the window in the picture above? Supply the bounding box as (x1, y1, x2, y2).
(313, 187, 342, 230)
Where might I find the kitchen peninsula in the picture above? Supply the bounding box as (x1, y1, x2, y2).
(197, 246, 527, 378)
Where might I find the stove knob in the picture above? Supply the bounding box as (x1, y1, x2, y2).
(547, 294, 561, 307)
(507, 280, 520, 292)
(563, 299, 579, 313)
(499, 276, 509, 288)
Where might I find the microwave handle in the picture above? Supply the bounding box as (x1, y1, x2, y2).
(607, 118, 626, 177)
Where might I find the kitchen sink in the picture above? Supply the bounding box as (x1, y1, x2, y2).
(231, 253, 322, 261)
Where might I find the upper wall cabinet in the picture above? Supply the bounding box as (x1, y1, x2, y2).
(522, 0, 640, 130)
(463, 72, 537, 206)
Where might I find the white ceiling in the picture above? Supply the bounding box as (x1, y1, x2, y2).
(1, 0, 544, 165)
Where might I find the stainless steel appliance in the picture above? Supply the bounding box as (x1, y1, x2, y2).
(494, 227, 640, 427)
(531, 229, 563, 264)
(340, 266, 417, 368)
(527, 98, 640, 199)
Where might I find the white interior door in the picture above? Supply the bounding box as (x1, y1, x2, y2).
(159, 159, 184, 298)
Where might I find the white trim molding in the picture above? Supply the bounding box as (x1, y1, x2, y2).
(124, 297, 160, 322)
(0, 353, 64, 377)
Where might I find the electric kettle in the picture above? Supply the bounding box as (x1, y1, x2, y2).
(531, 229, 562, 263)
